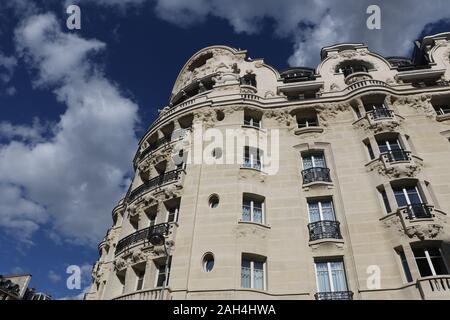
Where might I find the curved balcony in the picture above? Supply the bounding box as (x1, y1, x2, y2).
(301, 167, 331, 185)
(308, 220, 342, 241)
(402, 203, 434, 220)
(314, 291, 353, 300)
(128, 169, 183, 202)
(115, 223, 170, 256)
(113, 288, 171, 300)
(367, 108, 395, 121)
(344, 71, 372, 85)
(382, 150, 411, 163)
(418, 276, 450, 300)
(346, 79, 388, 92)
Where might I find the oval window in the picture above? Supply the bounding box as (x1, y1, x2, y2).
(202, 253, 215, 272)
(209, 194, 219, 208)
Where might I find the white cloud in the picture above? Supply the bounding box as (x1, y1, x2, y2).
(48, 270, 62, 283)
(0, 53, 18, 94)
(0, 13, 139, 245)
(80, 0, 450, 66)
(0, 118, 48, 143)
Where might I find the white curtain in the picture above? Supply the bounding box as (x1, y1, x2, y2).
(330, 262, 348, 292)
(321, 201, 335, 221)
(308, 202, 321, 222)
(315, 262, 331, 292)
(253, 261, 264, 290)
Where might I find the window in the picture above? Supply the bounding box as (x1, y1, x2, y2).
(396, 248, 413, 283)
(165, 198, 180, 223)
(315, 260, 349, 293)
(242, 195, 265, 224)
(202, 253, 215, 272)
(302, 153, 326, 170)
(377, 136, 409, 162)
(377, 137, 402, 154)
(380, 189, 392, 214)
(155, 257, 172, 287)
(244, 113, 261, 128)
(434, 105, 450, 116)
(297, 116, 318, 128)
(243, 146, 262, 170)
(241, 256, 266, 290)
(393, 184, 432, 219)
(209, 194, 220, 208)
(308, 199, 335, 222)
(240, 74, 257, 87)
(136, 270, 145, 291)
(412, 246, 448, 277)
(364, 140, 375, 160)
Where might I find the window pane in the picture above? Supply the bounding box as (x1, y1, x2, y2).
(415, 258, 433, 277)
(253, 262, 264, 290)
(330, 262, 348, 292)
(313, 154, 325, 168)
(397, 249, 413, 283)
(242, 205, 251, 222)
(431, 257, 448, 275)
(241, 259, 251, 288)
(308, 202, 321, 222)
(394, 189, 408, 207)
(302, 155, 313, 169)
(315, 262, 331, 292)
(253, 206, 263, 224)
(380, 190, 392, 213)
(321, 201, 335, 221)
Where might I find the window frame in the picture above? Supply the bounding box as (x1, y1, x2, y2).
(241, 257, 267, 291)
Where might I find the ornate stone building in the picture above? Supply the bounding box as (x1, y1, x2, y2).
(86, 33, 450, 300)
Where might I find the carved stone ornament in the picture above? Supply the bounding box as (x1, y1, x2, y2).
(173, 48, 245, 94)
(405, 224, 443, 240)
(238, 167, 266, 183)
(193, 108, 216, 129)
(113, 257, 127, 271)
(367, 158, 422, 179)
(221, 105, 243, 115)
(264, 109, 295, 128)
(316, 102, 350, 127)
(389, 94, 435, 118)
(355, 117, 402, 133)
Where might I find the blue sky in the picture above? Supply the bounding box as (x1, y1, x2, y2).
(1, 0, 450, 299)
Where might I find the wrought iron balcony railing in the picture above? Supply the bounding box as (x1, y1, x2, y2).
(403, 203, 434, 220)
(115, 223, 170, 255)
(128, 169, 183, 201)
(308, 220, 342, 241)
(242, 157, 262, 171)
(383, 150, 411, 163)
(368, 108, 394, 120)
(302, 167, 331, 184)
(315, 291, 354, 300)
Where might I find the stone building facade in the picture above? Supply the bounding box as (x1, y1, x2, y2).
(86, 33, 450, 300)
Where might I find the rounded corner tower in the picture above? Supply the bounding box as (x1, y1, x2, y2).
(86, 37, 450, 300)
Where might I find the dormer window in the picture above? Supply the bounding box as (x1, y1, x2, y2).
(240, 73, 256, 87)
(336, 61, 372, 77)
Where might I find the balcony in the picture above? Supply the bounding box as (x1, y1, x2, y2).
(383, 150, 411, 163)
(128, 168, 183, 202)
(113, 288, 171, 300)
(241, 157, 262, 171)
(417, 276, 450, 300)
(314, 291, 353, 300)
(302, 167, 331, 185)
(401, 203, 434, 220)
(115, 223, 170, 256)
(367, 108, 395, 121)
(308, 220, 342, 241)
(139, 129, 190, 161)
